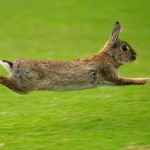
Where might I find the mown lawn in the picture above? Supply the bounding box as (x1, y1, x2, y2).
(0, 0, 150, 149)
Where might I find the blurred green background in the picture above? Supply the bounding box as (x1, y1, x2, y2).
(0, 0, 150, 150)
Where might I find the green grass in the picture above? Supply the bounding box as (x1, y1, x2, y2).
(0, 0, 150, 149)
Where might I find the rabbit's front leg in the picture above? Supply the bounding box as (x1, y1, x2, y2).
(116, 78, 149, 85)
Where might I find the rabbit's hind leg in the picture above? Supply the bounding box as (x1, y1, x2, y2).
(0, 74, 12, 87)
(0, 75, 29, 94)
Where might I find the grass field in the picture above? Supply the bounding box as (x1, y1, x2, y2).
(0, 0, 150, 149)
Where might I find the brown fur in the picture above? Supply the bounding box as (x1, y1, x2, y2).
(0, 21, 149, 94)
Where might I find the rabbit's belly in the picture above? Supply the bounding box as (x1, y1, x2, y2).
(54, 82, 115, 91)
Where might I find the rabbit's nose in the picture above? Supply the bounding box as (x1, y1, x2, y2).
(132, 51, 137, 59)
(132, 51, 137, 56)
(130, 50, 137, 61)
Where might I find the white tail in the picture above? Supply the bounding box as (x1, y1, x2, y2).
(0, 60, 12, 74)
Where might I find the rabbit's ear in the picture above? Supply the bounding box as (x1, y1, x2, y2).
(109, 21, 122, 46)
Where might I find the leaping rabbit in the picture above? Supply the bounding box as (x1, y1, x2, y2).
(0, 21, 149, 94)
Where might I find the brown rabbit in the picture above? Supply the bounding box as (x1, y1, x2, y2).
(0, 21, 149, 94)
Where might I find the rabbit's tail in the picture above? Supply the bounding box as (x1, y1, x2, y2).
(0, 60, 13, 74)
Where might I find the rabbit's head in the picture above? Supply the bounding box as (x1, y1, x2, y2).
(106, 21, 137, 64)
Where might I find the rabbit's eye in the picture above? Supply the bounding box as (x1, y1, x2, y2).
(122, 45, 128, 51)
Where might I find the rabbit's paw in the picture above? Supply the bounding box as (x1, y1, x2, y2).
(140, 78, 149, 84)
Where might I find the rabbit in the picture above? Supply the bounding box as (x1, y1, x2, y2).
(0, 21, 149, 94)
